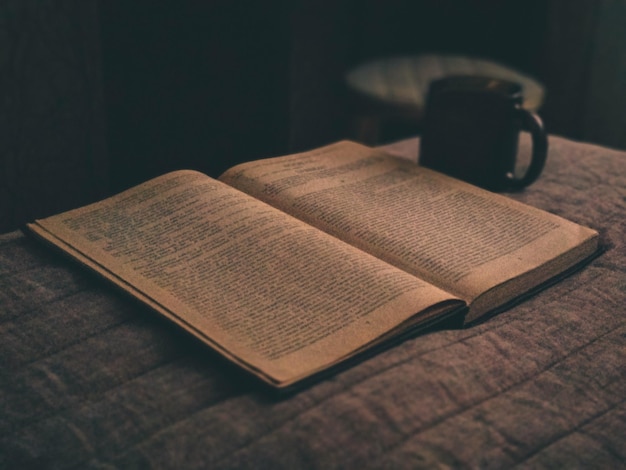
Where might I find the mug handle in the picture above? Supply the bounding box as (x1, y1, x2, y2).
(507, 108, 548, 190)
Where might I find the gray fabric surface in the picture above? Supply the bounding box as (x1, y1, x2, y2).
(1, 135, 625, 469)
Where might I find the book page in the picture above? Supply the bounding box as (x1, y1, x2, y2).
(29, 170, 461, 387)
(221, 142, 598, 321)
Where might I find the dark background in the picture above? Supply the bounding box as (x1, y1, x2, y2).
(1, 0, 623, 232)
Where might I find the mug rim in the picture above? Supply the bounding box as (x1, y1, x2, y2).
(430, 75, 523, 100)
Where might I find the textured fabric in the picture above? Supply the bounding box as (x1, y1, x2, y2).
(1, 135, 625, 469)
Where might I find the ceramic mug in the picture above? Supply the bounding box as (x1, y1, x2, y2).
(419, 75, 548, 191)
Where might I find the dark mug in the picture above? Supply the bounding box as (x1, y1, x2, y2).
(419, 75, 548, 191)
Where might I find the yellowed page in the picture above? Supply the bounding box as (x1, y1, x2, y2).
(221, 141, 598, 322)
(28, 170, 460, 387)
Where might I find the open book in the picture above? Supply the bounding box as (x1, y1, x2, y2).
(26, 141, 599, 390)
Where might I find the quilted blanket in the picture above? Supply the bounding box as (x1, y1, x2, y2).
(1, 135, 625, 468)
